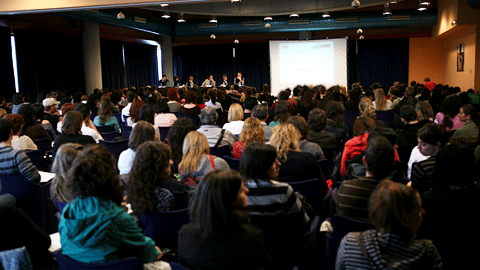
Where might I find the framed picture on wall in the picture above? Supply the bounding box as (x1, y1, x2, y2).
(457, 43, 464, 72)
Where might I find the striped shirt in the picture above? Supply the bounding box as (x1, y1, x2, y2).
(411, 156, 437, 194)
(336, 230, 443, 270)
(336, 178, 381, 222)
(0, 146, 40, 184)
(246, 179, 309, 224)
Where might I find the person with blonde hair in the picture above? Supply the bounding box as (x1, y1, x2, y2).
(372, 88, 392, 111)
(358, 97, 386, 130)
(233, 117, 264, 159)
(223, 103, 244, 136)
(269, 124, 325, 184)
(179, 131, 229, 187)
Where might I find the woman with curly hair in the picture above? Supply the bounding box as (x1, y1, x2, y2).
(93, 100, 120, 132)
(127, 141, 193, 214)
(323, 101, 347, 142)
(50, 143, 84, 203)
(180, 90, 201, 116)
(179, 131, 229, 187)
(358, 97, 386, 128)
(233, 117, 264, 159)
(126, 98, 145, 126)
(269, 124, 324, 183)
(58, 145, 162, 264)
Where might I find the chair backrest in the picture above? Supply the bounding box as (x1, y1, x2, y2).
(178, 114, 200, 127)
(209, 145, 232, 158)
(113, 113, 123, 124)
(223, 156, 240, 171)
(318, 159, 330, 181)
(53, 252, 143, 270)
(325, 214, 373, 270)
(33, 138, 52, 155)
(343, 109, 361, 137)
(98, 140, 128, 161)
(120, 124, 132, 141)
(0, 172, 41, 224)
(90, 114, 96, 122)
(25, 150, 49, 172)
(95, 125, 115, 133)
(138, 208, 190, 250)
(0, 246, 32, 269)
(158, 126, 170, 143)
(170, 262, 191, 270)
(287, 178, 324, 213)
(375, 110, 395, 127)
(99, 131, 121, 141)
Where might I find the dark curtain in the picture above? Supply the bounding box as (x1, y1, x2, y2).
(173, 43, 270, 92)
(0, 26, 15, 101)
(124, 42, 159, 89)
(101, 39, 125, 90)
(348, 38, 409, 89)
(14, 29, 85, 100)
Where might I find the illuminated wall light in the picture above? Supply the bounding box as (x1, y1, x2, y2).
(418, 4, 427, 11)
(419, 0, 430, 5)
(264, 16, 273, 20)
(160, 3, 169, 7)
(290, 13, 299, 17)
(161, 13, 170, 19)
(322, 13, 331, 18)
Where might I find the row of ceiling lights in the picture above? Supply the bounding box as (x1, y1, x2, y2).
(119, 0, 431, 22)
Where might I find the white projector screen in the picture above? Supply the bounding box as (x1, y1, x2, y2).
(269, 38, 348, 97)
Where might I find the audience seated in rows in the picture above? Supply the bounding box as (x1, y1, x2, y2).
(52, 111, 96, 153)
(180, 90, 201, 116)
(50, 143, 84, 204)
(4, 114, 37, 151)
(252, 104, 273, 142)
(307, 108, 337, 150)
(18, 104, 52, 143)
(233, 117, 264, 159)
(94, 100, 120, 132)
(287, 115, 325, 160)
(153, 98, 177, 127)
(118, 121, 156, 175)
(197, 106, 237, 149)
(126, 98, 145, 126)
(451, 104, 480, 147)
(223, 103, 245, 137)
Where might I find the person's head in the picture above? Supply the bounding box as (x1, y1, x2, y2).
(42, 98, 60, 112)
(128, 141, 173, 214)
(287, 115, 309, 140)
(364, 134, 395, 179)
(307, 108, 327, 133)
(162, 75, 167, 80)
(373, 88, 387, 110)
(424, 77, 430, 82)
(153, 99, 170, 114)
(325, 101, 346, 128)
(74, 103, 90, 121)
(12, 93, 24, 105)
(3, 114, 24, 136)
(237, 72, 242, 77)
(417, 123, 446, 156)
(138, 104, 155, 125)
(61, 111, 83, 134)
(239, 117, 264, 144)
(269, 123, 301, 160)
(189, 75, 194, 81)
(126, 91, 137, 103)
(252, 104, 268, 121)
(167, 88, 179, 101)
(17, 104, 36, 126)
(0, 118, 13, 142)
(50, 143, 84, 203)
(62, 103, 75, 117)
(369, 180, 424, 237)
(278, 91, 290, 101)
(167, 117, 197, 160)
(240, 142, 280, 183)
(434, 141, 477, 189)
(189, 169, 249, 238)
(129, 99, 145, 123)
(128, 121, 156, 151)
(98, 100, 113, 125)
(358, 97, 376, 119)
(458, 104, 478, 123)
(274, 100, 291, 123)
(184, 90, 197, 104)
(180, 131, 210, 175)
(200, 106, 218, 125)
(415, 101, 434, 122)
(353, 116, 376, 136)
(67, 145, 123, 205)
(368, 127, 397, 147)
(399, 105, 417, 124)
(228, 103, 244, 122)
(244, 97, 257, 112)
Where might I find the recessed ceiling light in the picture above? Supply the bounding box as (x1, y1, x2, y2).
(390, 0, 397, 3)
(418, 4, 427, 11)
(161, 13, 170, 19)
(290, 13, 299, 17)
(231, 0, 241, 2)
(419, 0, 430, 5)
(383, 3, 391, 15)
(160, 3, 169, 7)
(209, 17, 217, 23)
(264, 16, 273, 20)
(322, 13, 331, 18)
(177, 14, 186, 23)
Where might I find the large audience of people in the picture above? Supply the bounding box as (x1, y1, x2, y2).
(0, 79, 479, 269)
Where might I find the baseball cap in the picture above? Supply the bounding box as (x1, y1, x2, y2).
(43, 98, 60, 107)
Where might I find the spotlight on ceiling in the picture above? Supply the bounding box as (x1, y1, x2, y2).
(234, 39, 239, 44)
(351, 0, 361, 8)
(117, 12, 125, 19)
(290, 13, 299, 17)
(418, 3, 428, 11)
(322, 13, 331, 18)
(419, 0, 430, 5)
(177, 14, 186, 23)
(264, 16, 273, 20)
(161, 13, 170, 19)
(390, 0, 397, 3)
(231, 0, 241, 2)
(383, 3, 392, 15)
(209, 16, 217, 23)
(160, 3, 169, 7)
